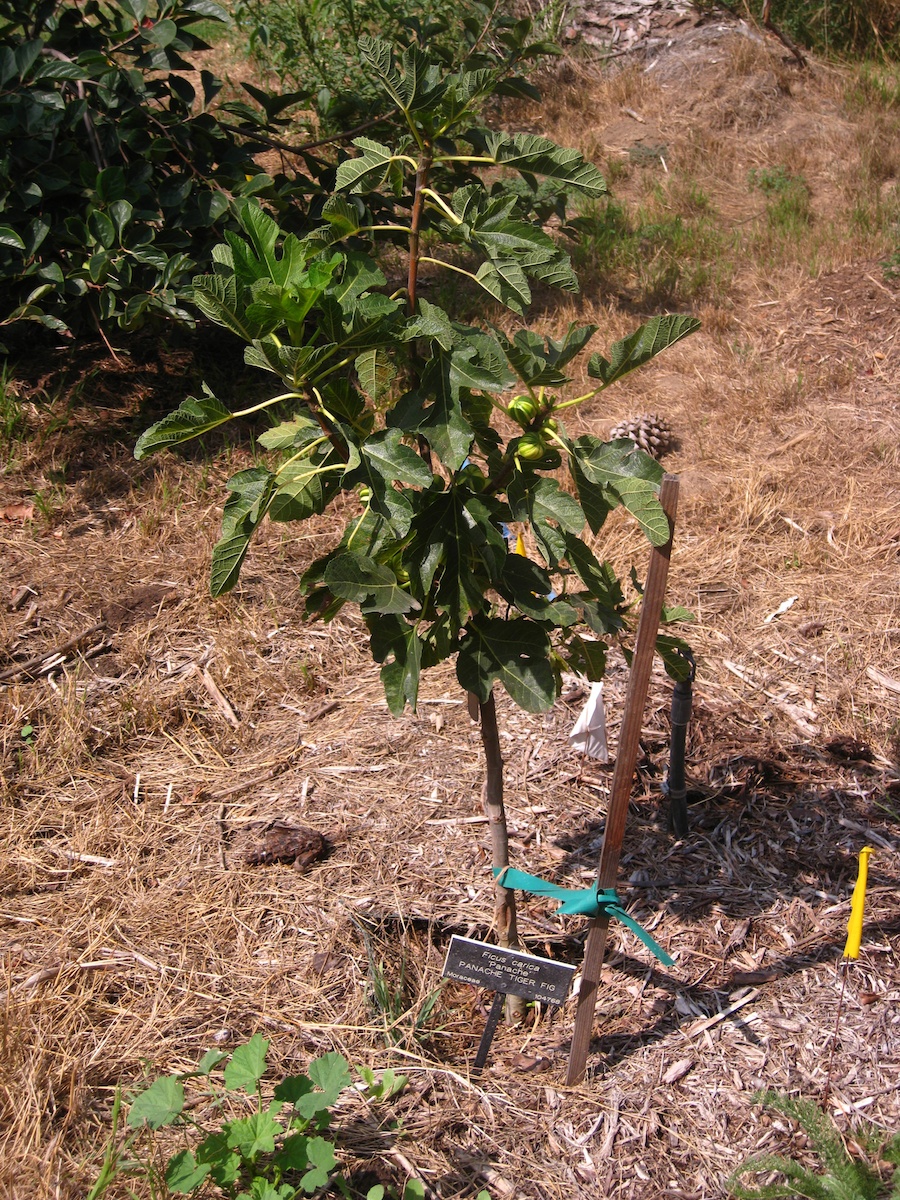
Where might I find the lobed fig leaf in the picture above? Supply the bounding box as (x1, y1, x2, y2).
(587, 314, 701, 389)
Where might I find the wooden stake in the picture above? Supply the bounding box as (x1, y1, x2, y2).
(566, 475, 679, 1086)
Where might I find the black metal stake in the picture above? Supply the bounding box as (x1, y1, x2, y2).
(666, 651, 695, 838)
(473, 992, 506, 1072)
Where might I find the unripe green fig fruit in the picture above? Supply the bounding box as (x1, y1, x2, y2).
(507, 395, 539, 427)
(517, 433, 545, 460)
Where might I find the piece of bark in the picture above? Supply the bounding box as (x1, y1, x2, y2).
(243, 822, 327, 871)
(824, 736, 874, 762)
(9, 585, 37, 611)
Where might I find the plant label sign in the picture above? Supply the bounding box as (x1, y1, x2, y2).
(442, 936, 576, 1006)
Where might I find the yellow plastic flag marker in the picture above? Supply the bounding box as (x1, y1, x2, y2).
(843, 846, 874, 959)
(514, 533, 526, 556)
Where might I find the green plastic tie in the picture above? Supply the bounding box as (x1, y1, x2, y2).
(493, 867, 675, 967)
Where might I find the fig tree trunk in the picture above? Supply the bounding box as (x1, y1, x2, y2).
(479, 688, 526, 1023)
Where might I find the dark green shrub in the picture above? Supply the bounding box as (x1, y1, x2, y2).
(0, 0, 308, 339)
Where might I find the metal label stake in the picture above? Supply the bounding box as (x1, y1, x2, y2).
(442, 935, 577, 1071)
(473, 992, 506, 1071)
(666, 648, 695, 838)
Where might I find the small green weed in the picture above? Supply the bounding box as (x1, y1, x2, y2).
(727, 1090, 900, 1199)
(16, 723, 35, 770)
(603, 156, 631, 186)
(569, 195, 730, 304)
(0, 371, 74, 472)
(31, 484, 65, 524)
(748, 166, 797, 196)
(749, 166, 812, 231)
(0, 364, 26, 452)
(350, 914, 444, 1049)
(846, 63, 900, 114)
(882, 225, 900, 280)
(667, 177, 714, 216)
(870, 794, 900, 823)
(89, 1034, 470, 1199)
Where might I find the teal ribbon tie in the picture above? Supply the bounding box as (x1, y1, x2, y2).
(493, 867, 675, 968)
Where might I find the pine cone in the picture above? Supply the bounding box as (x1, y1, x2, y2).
(608, 413, 677, 459)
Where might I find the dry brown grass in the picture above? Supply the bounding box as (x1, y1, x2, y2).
(2, 20, 900, 1200)
(529, 30, 900, 294)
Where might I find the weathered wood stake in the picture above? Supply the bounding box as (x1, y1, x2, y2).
(566, 475, 679, 1086)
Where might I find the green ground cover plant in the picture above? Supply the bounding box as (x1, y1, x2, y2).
(567, 193, 730, 306)
(883, 238, 900, 280)
(845, 62, 900, 111)
(727, 1091, 900, 1199)
(749, 166, 812, 232)
(91, 1034, 479, 1199)
(0, 362, 26, 450)
(348, 913, 445, 1049)
(135, 32, 698, 982)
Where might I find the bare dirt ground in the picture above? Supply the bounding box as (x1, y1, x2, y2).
(1, 10, 899, 1200)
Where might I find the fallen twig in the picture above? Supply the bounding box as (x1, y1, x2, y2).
(0, 622, 108, 683)
(688, 988, 760, 1035)
(425, 815, 490, 826)
(866, 666, 900, 695)
(0, 958, 123, 1005)
(204, 760, 296, 804)
(49, 848, 120, 868)
(9, 584, 37, 611)
(385, 1150, 439, 1200)
(196, 666, 241, 728)
(761, 0, 807, 65)
(217, 803, 228, 871)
